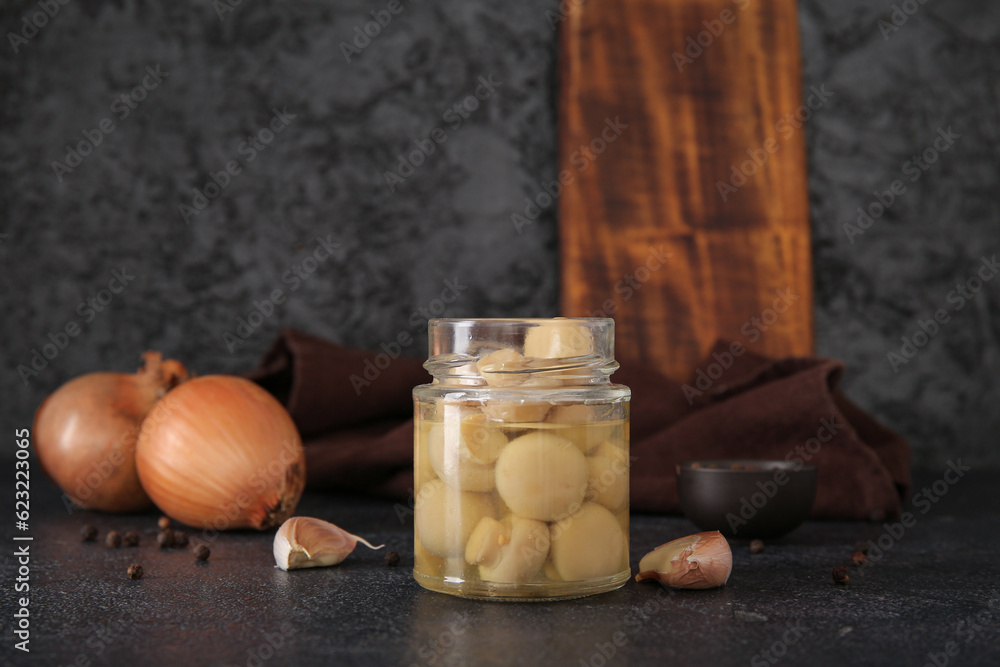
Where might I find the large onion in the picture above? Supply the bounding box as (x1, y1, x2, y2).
(135, 375, 306, 530)
(33, 352, 189, 513)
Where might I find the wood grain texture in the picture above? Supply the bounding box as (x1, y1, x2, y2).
(559, 0, 813, 381)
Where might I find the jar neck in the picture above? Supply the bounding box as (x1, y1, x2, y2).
(423, 318, 619, 388)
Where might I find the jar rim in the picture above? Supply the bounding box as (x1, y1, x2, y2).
(424, 317, 618, 385)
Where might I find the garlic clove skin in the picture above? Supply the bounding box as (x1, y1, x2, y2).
(635, 531, 733, 590)
(273, 517, 383, 571)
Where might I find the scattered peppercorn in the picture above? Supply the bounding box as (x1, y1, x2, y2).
(127, 563, 144, 580)
(194, 545, 211, 561)
(832, 566, 850, 585)
(106, 531, 122, 548)
(158, 516, 171, 530)
(749, 539, 765, 554)
(854, 540, 869, 554)
(384, 550, 401, 567)
(851, 551, 867, 567)
(174, 531, 189, 547)
(123, 531, 140, 547)
(157, 529, 175, 549)
(80, 525, 98, 542)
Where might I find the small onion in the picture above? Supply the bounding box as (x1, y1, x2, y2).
(33, 352, 189, 513)
(136, 376, 306, 530)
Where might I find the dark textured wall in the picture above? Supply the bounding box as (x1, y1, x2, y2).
(1, 0, 997, 470)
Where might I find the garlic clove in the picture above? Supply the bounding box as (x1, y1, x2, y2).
(273, 517, 383, 571)
(635, 531, 733, 589)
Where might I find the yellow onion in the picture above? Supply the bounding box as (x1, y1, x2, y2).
(136, 375, 305, 530)
(635, 531, 733, 589)
(33, 352, 189, 513)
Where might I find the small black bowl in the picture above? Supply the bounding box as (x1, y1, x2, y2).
(676, 460, 817, 539)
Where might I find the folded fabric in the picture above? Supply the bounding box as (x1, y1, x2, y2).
(249, 328, 911, 521)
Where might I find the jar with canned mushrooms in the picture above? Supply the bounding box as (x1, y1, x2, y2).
(413, 318, 630, 600)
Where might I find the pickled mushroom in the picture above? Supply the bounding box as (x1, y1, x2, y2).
(549, 503, 624, 581)
(476, 348, 530, 387)
(415, 479, 495, 558)
(427, 415, 508, 492)
(523, 320, 593, 359)
(465, 515, 550, 583)
(586, 441, 629, 511)
(495, 431, 589, 522)
(546, 404, 616, 453)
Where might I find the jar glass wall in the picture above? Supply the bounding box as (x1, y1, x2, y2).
(412, 318, 631, 600)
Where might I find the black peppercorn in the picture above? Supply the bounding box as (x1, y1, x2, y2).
(106, 531, 122, 548)
(749, 539, 764, 554)
(832, 566, 850, 585)
(851, 551, 867, 567)
(384, 550, 401, 567)
(123, 531, 140, 547)
(158, 516, 171, 530)
(157, 529, 175, 549)
(174, 531, 189, 547)
(194, 545, 210, 561)
(80, 525, 98, 542)
(127, 563, 143, 580)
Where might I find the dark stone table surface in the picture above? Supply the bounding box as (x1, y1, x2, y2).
(2, 470, 999, 667)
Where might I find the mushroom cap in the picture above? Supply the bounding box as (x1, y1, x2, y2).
(586, 441, 629, 511)
(415, 479, 496, 558)
(426, 415, 507, 492)
(549, 503, 625, 581)
(495, 431, 589, 522)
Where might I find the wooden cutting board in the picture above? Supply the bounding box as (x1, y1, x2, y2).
(558, 0, 814, 381)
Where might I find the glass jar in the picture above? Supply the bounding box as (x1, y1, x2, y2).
(412, 318, 631, 600)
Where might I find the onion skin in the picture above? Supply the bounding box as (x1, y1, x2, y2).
(136, 376, 306, 531)
(33, 352, 189, 513)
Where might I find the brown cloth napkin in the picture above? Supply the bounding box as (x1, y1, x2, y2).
(249, 329, 911, 521)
